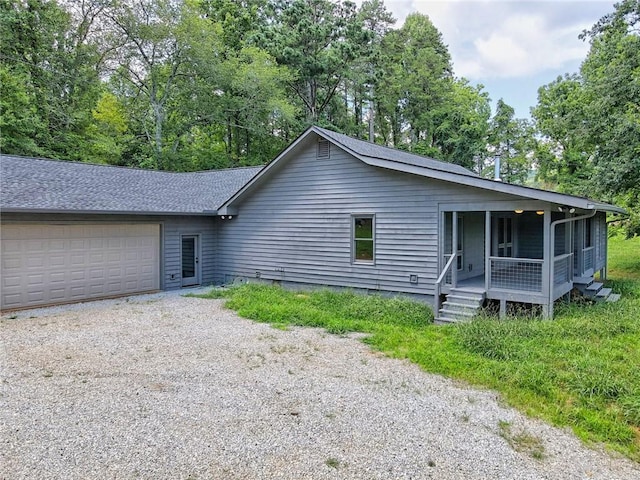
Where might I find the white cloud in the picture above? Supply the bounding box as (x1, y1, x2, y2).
(459, 13, 591, 78)
(352, 0, 614, 116)
(355, 1, 612, 80)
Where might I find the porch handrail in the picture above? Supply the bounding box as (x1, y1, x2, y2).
(435, 254, 456, 318)
(582, 245, 595, 272)
(554, 252, 573, 262)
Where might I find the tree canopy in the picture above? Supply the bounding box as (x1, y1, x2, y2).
(532, 0, 640, 234)
(1, 0, 638, 233)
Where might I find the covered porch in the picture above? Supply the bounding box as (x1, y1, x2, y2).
(435, 204, 607, 321)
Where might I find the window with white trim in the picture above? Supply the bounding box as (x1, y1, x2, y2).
(353, 215, 375, 263)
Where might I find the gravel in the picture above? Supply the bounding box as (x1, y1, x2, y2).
(1, 290, 639, 480)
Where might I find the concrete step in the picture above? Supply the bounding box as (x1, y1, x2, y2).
(606, 293, 621, 303)
(439, 308, 475, 319)
(436, 288, 485, 324)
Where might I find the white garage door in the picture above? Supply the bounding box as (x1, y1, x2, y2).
(1, 224, 160, 310)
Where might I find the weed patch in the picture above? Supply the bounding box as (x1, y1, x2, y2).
(498, 421, 545, 459)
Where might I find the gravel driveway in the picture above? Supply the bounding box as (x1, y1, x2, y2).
(1, 290, 639, 480)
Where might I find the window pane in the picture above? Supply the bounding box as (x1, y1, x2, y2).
(355, 240, 374, 261)
(355, 217, 373, 239)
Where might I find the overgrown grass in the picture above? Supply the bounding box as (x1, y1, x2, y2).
(196, 236, 640, 462)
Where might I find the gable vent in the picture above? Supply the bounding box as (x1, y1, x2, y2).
(317, 139, 330, 159)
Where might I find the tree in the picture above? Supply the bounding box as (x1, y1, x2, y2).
(374, 12, 452, 149)
(259, 0, 367, 124)
(579, 0, 640, 197)
(0, 0, 104, 159)
(430, 79, 491, 170)
(532, 74, 593, 194)
(486, 99, 534, 184)
(0, 64, 43, 155)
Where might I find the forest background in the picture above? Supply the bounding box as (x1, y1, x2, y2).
(1, 0, 638, 234)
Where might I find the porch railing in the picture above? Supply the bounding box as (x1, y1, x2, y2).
(488, 257, 543, 293)
(554, 253, 573, 286)
(582, 246, 595, 273)
(435, 254, 455, 316)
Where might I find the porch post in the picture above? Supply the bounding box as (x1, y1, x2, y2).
(452, 211, 458, 287)
(485, 211, 491, 292)
(542, 209, 552, 319)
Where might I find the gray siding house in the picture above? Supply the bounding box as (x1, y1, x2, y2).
(217, 127, 624, 321)
(0, 126, 625, 320)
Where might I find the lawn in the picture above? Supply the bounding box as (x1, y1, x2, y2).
(196, 235, 640, 462)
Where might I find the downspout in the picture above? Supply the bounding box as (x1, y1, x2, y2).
(547, 209, 598, 319)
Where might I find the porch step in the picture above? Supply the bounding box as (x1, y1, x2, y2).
(572, 275, 621, 303)
(606, 293, 621, 303)
(585, 282, 603, 292)
(436, 288, 486, 324)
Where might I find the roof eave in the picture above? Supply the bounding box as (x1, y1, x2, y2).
(359, 157, 626, 214)
(0, 207, 219, 216)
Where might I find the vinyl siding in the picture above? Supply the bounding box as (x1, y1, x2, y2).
(217, 136, 516, 298)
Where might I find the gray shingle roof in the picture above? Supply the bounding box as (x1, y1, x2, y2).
(314, 126, 478, 177)
(0, 155, 263, 214)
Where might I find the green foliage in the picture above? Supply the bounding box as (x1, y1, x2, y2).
(202, 236, 640, 461)
(0, 64, 42, 155)
(533, 1, 640, 234)
(259, 0, 367, 124)
(375, 12, 453, 150)
(0, 0, 103, 160)
(431, 79, 491, 170)
(486, 99, 535, 183)
(2, 0, 633, 204)
(532, 74, 593, 195)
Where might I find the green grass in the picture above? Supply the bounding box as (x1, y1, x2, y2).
(195, 236, 640, 462)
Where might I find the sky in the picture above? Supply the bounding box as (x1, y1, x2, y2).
(355, 0, 616, 119)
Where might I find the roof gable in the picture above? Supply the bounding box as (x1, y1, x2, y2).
(220, 126, 625, 215)
(314, 127, 478, 177)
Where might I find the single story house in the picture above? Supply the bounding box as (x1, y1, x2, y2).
(0, 126, 625, 320)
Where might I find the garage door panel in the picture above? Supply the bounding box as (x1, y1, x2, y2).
(1, 224, 160, 310)
(49, 288, 67, 300)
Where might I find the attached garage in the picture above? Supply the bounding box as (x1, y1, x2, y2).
(1, 154, 262, 311)
(1, 223, 160, 310)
